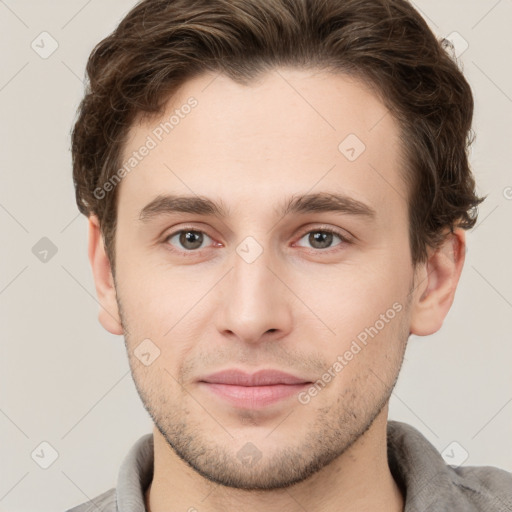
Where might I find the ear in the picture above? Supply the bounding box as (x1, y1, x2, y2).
(409, 228, 466, 336)
(88, 214, 123, 335)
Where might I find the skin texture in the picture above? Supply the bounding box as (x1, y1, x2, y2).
(88, 68, 466, 512)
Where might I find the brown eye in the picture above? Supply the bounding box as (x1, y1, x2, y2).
(309, 231, 334, 249)
(295, 228, 348, 251)
(166, 230, 211, 251)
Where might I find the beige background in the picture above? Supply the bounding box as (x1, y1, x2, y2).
(1, 1, 511, 511)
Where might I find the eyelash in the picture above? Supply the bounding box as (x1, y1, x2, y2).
(163, 225, 352, 256)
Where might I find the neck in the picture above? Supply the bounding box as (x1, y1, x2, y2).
(145, 409, 404, 512)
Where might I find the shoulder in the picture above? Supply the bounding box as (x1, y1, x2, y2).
(387, 421, 512, 511)
(450, 464, 512, 511)
(65, 487, 116, 512)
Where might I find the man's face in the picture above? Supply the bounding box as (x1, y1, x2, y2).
(111, 68, 419, 489)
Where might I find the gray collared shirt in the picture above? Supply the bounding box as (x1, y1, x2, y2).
(65, 420, 512, 512)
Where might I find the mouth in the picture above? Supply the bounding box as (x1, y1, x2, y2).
(198, 368, 312, 409)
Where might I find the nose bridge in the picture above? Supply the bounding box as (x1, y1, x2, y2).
(215, 235, 292, 342)
(234, 240, 275, 305)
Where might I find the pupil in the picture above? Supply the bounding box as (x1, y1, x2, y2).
(310, 231, 332, 249)
(181, 231, 203, 249)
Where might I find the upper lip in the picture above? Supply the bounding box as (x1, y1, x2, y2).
(199, 369, 311, 386)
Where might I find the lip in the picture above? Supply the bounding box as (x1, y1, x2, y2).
(199, 369, 311, 386)
(198, 369, 312, 409)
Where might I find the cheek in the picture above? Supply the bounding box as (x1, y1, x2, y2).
(319, 260, 409, 337)
(115, 249, 206, 332)
(314, 303, 409, 406)
(308, 260, 410, 386)
(116, 269, 214, 383)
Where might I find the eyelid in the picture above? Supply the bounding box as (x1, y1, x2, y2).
(294, 224, 353, 243)
(292, 225, 353, 253)
(163, 225, 219, 251)
(163, 223, 353, 254)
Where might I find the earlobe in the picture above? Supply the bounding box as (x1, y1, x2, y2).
(88, 215, 124, 335)
(409, 228, 466, 337)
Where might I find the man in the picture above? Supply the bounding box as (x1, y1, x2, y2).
(67, 0, 512, 511)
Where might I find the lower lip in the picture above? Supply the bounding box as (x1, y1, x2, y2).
(199, 382, 310, 408)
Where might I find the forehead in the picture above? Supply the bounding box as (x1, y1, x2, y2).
(118, 68, 407, 227)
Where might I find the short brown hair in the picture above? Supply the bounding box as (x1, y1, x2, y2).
(71, 0, 485, 272)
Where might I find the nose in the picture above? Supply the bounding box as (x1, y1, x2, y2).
(213, 243, 293, 345)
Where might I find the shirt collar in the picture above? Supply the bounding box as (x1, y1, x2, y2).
(116, 431, 153, 512)
(115, 421, 471, 512)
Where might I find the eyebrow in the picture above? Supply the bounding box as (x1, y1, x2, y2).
(138, 192, 377, 222)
